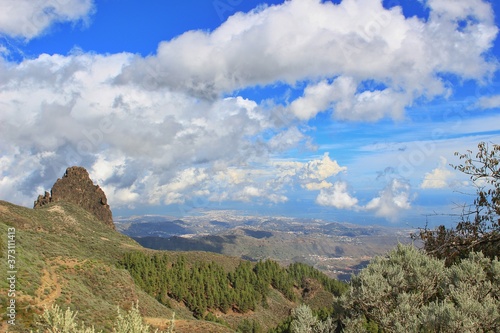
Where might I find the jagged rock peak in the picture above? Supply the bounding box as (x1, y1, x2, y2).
(34, 166, 115, 229)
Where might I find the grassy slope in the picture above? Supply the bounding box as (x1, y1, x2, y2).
(0, 201, 335, 332)
(0, 201, 225, 332)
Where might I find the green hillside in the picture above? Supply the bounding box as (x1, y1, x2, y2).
(0, 200, 344, 332)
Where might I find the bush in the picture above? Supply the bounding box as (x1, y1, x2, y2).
(32, 302, 175, 333)
(31, 304, 99, 333)
(339, 244, 500, 332)
(289, 304, 336, 333)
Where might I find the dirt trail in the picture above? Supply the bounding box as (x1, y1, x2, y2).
(2, 264, 62, 331)
(34, 266, 62, 308)
(145, 316, 174, 329)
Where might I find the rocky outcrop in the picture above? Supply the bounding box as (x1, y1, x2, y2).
(34, 166, 115, 229)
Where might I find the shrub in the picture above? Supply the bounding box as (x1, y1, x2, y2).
(339, 244, 500, 332)
(289, 304, 336, 333)
(32, 302, 175, 333)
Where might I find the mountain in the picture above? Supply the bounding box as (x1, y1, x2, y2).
(0, 200, 179, 332)
(33, 166, 114, 229)
(0, 201, 340, 333)
(117, 212, 413, 280)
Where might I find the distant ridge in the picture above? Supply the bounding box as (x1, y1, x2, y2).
(34, 166, 115, 229)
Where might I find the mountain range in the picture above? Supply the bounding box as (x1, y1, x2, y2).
(2, 199, 346, 332)
(0, 166, 415, 332)
(116, 211, 413, 280)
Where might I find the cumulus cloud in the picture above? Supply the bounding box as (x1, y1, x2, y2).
(0, 0, 94, 40)
(233, 186, 287, 204)
(89, 153, 347, 209)
(272, 153, 347, 191)
(117, 0, 497, 120)
(141, 154, 347, 208)
(151, 168, 210, 205)
(290, 80, 337, 120)
(475, 95, 500, 109)
(304, 180, 333, 191)
(301, 153, 347, 182)
(422, 0, 494, 22)
(365, 179, 412, 221)
(316, 181, 359, 209)
(421, 157, 454, 189)
(0, 52, 282, 206)
(0, 0, 497, 211)
(291, 76, 413, 121)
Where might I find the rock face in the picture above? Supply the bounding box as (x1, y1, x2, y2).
(34, 166, 115, 229)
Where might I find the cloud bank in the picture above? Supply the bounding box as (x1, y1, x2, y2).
(0, 0, 498, 221)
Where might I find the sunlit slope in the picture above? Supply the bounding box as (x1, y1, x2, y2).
(0, 201, 220, 332)
(0, 200, 340, 332)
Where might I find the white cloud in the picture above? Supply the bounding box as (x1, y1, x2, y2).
(365, 179, 412, 221)
(234, 186, 263, 202)
(90, 154, 126, 185)
(272, 153, 347, 191)
(267, 127, 312, 151)
(475, 95, 500, 109)
(126, 154, 346, 208)
(155, 168, 209, 205)
(423, 0, 495, 23)
(0, 52, 288, 206)
(214, 168, 248, 185)
(304, 180, 333, 191)
(0, 0, 498, 212)
(290, 76, 414, 121)
(117, 0, 497, 121)
(301, 153, 347, 182)
(316, 181, 359, 209)
(421, 156, 454, 189)
(290, 80, 337, 120)
(0, 0, 94, 40)
(100, 184, 140, 207)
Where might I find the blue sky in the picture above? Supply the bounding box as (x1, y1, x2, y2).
(1, 0, 500, 227)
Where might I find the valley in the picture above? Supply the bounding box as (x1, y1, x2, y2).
(116, 210, 414, 280)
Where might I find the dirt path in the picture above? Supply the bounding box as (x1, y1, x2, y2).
(34, 266, 62, 308)
(2, 264, 62, 331)
(145, 316, 174, 330)
(15, 257, 87, 312)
